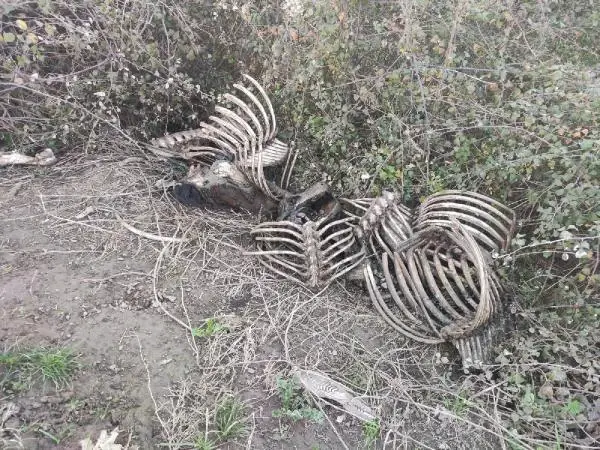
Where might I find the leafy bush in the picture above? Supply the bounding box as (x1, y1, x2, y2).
(1, 0, 249, 154)
(494, 305, 600, 447)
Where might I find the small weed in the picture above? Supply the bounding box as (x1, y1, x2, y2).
(362, 419, 380, 448)
(0, 347, 78, 392)
(272, 376, 324, 424)
(25, 348, 78, 388)
(66, 398, 84, 413)
(443, 392, 471, 417)
(38, 429, 61, 445)
(214, 396, 247, 441)
(193, 435, 217, 450)
(37, 424, 74, 445)
(192, 318, 228, 338)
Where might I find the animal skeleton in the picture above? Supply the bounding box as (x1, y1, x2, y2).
(153, 74, 518, 368)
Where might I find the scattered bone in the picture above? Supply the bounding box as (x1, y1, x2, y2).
(75, 206, 95, 220)
(295, 368, 376, 422)
(0, 148, 56, 167)
(116, 214, 185, 243)
(80, 428, 138, 450)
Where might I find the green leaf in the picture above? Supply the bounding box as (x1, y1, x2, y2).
(15, 19, 27, 30)
(2, 32, 16, 43)
(562, 399, 584, 416)
(579, 139, 595, 150)
(44, 24, 56, 36)
(191, 317, 228, 337)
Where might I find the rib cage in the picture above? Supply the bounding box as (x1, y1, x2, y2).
(351, 191, 516, 367)
(149, 74, 296, 200)
(365, 221, 502, 343)
(247, 216, 366, 288)
(414, 190, 516, 252)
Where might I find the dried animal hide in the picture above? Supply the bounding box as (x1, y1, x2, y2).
(247, 214, 365, 287)
(149, 74, 295, 200)
(174, 160, 278, 215)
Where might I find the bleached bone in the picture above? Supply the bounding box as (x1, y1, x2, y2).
(295, 368, 376, 422)
(247, 215, 365, 287)
(341, 191, 413, 258)
(414, 190, 516, 253)
(364, 221, 501, 345)
(0, 148, 56, 167)
(454, 305, 511, 370)
(149, 74, 295, 200)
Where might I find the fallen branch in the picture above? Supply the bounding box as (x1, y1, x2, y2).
(116, 214, 185, 243)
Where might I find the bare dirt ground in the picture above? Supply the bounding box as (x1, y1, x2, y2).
(1, 152, 507, 449)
